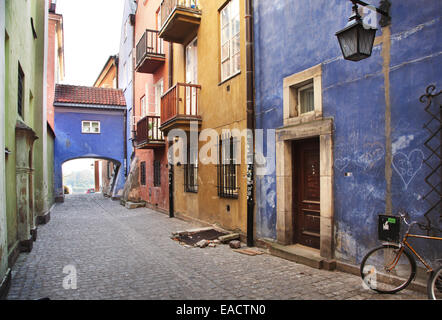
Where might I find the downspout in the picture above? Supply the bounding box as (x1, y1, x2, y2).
(245, 0, 255, 247)
(168, 42, 174, 218)
(131, 12, 136, 151)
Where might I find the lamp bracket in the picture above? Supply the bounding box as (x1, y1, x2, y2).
(350, 0, 391, 27)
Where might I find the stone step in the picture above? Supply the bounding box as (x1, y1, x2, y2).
(269, 243, 326, 269)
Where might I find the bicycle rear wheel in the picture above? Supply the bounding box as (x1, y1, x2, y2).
(360, 244, 416, 294)
(427, 267, 442, 300)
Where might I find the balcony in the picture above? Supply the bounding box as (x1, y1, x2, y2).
(160, 82, 202, 133)
(135, 116, 165, 149)
(135, 29, 165, 74)
(159, 0, 201, 44)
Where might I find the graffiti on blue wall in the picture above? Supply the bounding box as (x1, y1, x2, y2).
(253, 0, 441, 263)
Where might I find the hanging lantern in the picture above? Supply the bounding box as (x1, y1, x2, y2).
(336, 2, 377, 61)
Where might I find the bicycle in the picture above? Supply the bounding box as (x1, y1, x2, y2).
(360, 211, 442, 299)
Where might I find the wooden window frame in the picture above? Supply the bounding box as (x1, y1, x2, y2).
(220, 0, 240, 82)
(298, 83, 314, 115)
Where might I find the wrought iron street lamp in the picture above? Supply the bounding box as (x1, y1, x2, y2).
(336, 0, 391, 62)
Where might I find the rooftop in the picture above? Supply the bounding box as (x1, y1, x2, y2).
(54, 84, 126, 109)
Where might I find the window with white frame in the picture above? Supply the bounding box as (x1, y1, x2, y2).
(220, 0, 240, 82)
(82, 121, 100, 134)
(298, 83, 314, 114)
(140, 95, 147, 118)
(283, 64, 322, 124)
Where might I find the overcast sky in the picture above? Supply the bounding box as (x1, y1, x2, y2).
(56, 0, 124, 176)
(56, 0, 124, 86)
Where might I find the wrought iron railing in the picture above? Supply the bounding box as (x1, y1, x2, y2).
(135, 115, 164, 146)
(161, 82, 201, 124)
(160, 0, 201, 28)
(136, 29, 165, 68)
(420, 85, 442, 233)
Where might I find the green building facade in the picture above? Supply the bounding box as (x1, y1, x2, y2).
(1, 0, 50, 297)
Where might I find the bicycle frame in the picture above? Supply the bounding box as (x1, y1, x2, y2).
(387, 230, 442, 273)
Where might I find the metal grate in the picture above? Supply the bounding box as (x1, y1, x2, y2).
(217, 136, 240, 198)
(184, 164, 198, 193)
(154, 160, 161, 187)
(17, 64, 24, 117)
(140, 161, 146, 186)
(420, 84, 442, 233)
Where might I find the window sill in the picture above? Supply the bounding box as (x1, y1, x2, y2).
(218, 194, 239, 199)
(218, 71, 241, 87)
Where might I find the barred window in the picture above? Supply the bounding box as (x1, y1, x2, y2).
(217, 135, 239, 198)
(184, 145, 198, 193)
(17, 64, 24, 118)
(140, 161, 146, 186)
(154, 160, 161, 187)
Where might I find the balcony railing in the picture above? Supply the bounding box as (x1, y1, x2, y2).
(135, 29, 165, 73)
(159, 0, 201, 43)
(161, 83, 201, 127)
(135, 115, 165, 148)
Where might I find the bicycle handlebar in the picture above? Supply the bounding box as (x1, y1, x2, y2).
(397, 209, 442, 234)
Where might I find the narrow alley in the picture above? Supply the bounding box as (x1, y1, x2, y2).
(6, 194, 425, 300)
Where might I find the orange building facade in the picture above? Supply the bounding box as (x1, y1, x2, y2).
(130, 0, 171, 212)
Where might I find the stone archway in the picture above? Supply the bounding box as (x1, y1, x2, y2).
(56, 156, 123, 203)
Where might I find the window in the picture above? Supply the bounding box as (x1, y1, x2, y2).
(154, 160, 161, 187)
(17, 64, 24, 118)
(283, 64, 322, 125)
(217, 135, 239, 198)
(140, 161, 146, 186)
(82, 121, 100, 134)
(140, 95, 147, 118)
(184, 144, 198, 193)
(107, 162, 112, 179)
(220, 0, 240, 81)
(298, 83, 314, 114)
(154, 79, 163, 116)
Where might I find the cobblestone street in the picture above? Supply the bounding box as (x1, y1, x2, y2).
(6, 194, 425, 300)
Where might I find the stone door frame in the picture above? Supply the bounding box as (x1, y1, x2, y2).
(276, 64, 334, 260)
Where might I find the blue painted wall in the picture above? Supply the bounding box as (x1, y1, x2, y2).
(54, 108, 126, 199)
(254, 0, 441, 264)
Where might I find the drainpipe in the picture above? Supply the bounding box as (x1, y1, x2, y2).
(131, 12, 136, 150)
(168, 42, 174, 218)
(245, 0, 255, 247)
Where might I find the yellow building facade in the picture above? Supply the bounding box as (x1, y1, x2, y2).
(160, 0, 249, 235)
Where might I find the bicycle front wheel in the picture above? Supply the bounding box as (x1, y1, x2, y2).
(360, 244, 416, 294)
(428, 267, 442, 300)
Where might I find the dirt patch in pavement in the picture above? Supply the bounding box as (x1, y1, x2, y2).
(173, 229, 227, 246)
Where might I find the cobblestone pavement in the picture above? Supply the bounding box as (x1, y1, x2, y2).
(6, 194, 426, 300)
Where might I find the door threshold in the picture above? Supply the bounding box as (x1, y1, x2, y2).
(268, 242, 334, 270)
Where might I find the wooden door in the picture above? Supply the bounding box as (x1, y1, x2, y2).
(293, 138, 320, 249)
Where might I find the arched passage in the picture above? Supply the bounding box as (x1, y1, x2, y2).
(61, 157, 122, 196)
(53, 85, 127, 202)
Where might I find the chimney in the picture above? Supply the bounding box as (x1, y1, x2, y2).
(49, 0, 57, 13)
